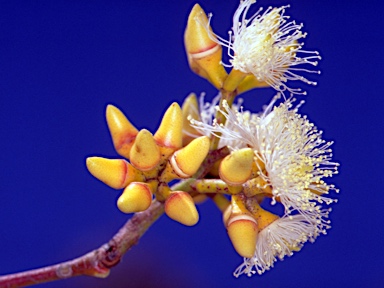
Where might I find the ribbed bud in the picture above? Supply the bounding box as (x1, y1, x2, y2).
(106, 105, 138, 159)
(181, 93, 202, 145)
(154, 102, 183, 150)
(227, 214, 258, 258)
(130, 129, 161, 171)
(165, 191, 199, 226)
(184, 4, 227, 89)
(170, 136, 210, 178)
(86, 157, 142, 189)
(219, 148, 254, 185)
(117, 182, 153, 213)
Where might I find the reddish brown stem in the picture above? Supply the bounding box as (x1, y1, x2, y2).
(0, 201, 164, 287)
(0, 147, 228, 287)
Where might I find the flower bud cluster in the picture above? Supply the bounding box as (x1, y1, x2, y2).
(87, 103, 210, 226)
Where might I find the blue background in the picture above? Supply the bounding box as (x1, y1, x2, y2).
(1, 0, 383, 287)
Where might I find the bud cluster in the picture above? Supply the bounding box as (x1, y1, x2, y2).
(87, 103, 210, 226)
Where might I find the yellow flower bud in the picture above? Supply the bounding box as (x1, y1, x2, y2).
(154, 102, 183, 150)
(219, 148, 254, 185)
(227, 214, 258, 258)
(117, 182, 153, 213)
(165, 191, 199, 226)
(181, 93, 202, 146)
(225, 194, 258, 258)
(130, 129, 161, 171)
(86, 157, 142, 189)
(106, 105, 138, 159)
(184, 4, 227, 89)
(170, 136, 210, 178)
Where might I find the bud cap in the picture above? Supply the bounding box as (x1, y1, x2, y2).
(130, 129, 161, 171)
(165, 191, 199, 226)
(154, 102, 183, 149)
(117, 182, 153, 213)
(106, 105, 138, 159)
(219, 148, 254, 185)
(170, 136, 210, 178)
(227, 214, 258, 258)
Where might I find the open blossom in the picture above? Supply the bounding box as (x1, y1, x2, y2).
(206, 0, 321, 95)
(187, 93, 250, 149)
(191, 95, 339, 219)
(234, 211, 330, 277)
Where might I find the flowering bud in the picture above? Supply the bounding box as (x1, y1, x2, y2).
(219, 148, 254, 185)
(181, 93, 202, 146)
(159, 136, 210, 182)
(86, 157, 142, 189)
(170, 136, 210, 178)
(154, 102, 183, 150)
(165, 191, 199, 226)
(130, 129, 161, 171)
(227, 214, 258, 258)
(184, 4, 227, 89)
(207, 1, 321, 95)
(117, 182, 153, 213)
(225, 194, 258, 257)
(106, 105, 138, 159)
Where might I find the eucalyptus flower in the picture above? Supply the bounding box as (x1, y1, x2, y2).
(234, 212, 330, 277)
(188, 93, 249, 150)
(191, 95, 339, 219)
(207, 0, 321, 95)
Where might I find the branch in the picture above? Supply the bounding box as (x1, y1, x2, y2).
(0, 148, 229, 287)
(0, 201, 164, 287)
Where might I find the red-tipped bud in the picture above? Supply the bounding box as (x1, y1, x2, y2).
(106, 105, 138, 159)
(227, 214, 258, 258)
(184, 4, 227, 88)
(165, 191, 199, 226)
(154, 102, 183, 150)
(170, 136, 210, 178)
(117, 182, 153, 213)
(86, 157, 142, 189)
(130, 129, 161, 171)
(219, 148, 254, 185)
